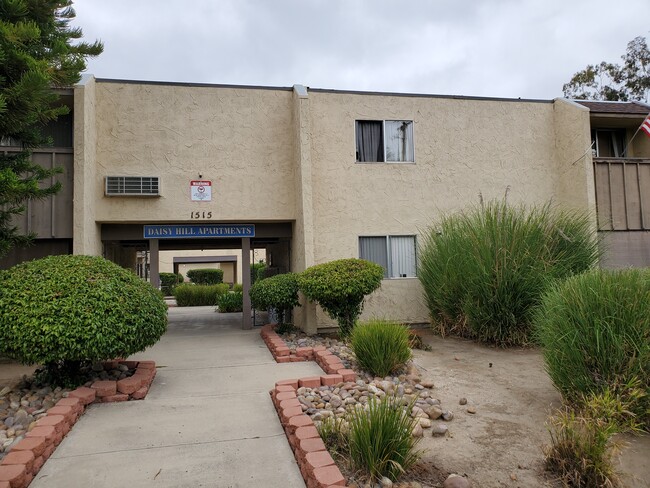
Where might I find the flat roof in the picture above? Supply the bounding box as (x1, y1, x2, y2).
(93, 77, 552, 104)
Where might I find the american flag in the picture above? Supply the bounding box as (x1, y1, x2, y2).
(642, 113, 650, 138)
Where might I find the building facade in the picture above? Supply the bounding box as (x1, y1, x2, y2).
(2, 77, 648, 332)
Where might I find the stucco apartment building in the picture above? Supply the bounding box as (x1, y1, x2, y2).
(2, 76, 649, 332)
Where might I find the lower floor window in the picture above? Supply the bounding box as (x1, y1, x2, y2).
(359, 235, 416, 278)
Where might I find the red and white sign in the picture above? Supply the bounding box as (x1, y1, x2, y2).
(190, 180, 212, 202)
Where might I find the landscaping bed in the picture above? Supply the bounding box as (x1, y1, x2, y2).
(0, 360, 157, 488)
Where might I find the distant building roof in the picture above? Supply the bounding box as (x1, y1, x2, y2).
(576, 100, 650, 115)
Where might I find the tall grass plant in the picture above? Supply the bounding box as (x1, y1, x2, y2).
(418, 200, 599, 345)
(351, 320, 412, 377)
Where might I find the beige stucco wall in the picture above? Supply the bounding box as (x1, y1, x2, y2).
(158, 249, 265, 285)
(73, 76, 102, 255)
(552, 99, 597, 214)
(307, 91, 590, 327)
(91, 81, 296, 223)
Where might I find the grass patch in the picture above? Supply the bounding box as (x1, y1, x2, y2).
(350, 319, 412, 377)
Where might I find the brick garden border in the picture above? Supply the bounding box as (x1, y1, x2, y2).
(0, 360, 157, 488)
(261, 324, 354, 488)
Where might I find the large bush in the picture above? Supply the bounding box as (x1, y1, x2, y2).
(0, 255, 167, 368)
(298, 259, 384, 337)
(351, 320, 412, 377)
(535, 269, 649, 427)
(174, 283, 229, 306)
(160, 272, 183, 296)
(418, 200, 599, 345)
(249, 273, 300, 325)
(186, 268, 224, 285)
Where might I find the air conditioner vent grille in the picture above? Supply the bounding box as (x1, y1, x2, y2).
(105, 176, 160, 196)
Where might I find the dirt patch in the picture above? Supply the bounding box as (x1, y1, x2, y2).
(413, 331, 649, 488)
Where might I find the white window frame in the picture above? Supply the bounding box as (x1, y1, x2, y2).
(358, 235, 417, 279)
(355, 120, 415, 163)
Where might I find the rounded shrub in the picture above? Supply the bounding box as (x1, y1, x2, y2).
(535, 269, 649, 427)
(249, 273, 300, 325)
(186, 268, 224, 285)
(418, 200, 599, 345)
(160, 272, 182, 296)
(298, 258, 384, 337)
(0, 255, 167, 367)
(351, 319, 412, 377)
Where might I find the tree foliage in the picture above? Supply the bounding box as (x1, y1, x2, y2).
(563, 36, 649, 102)
(0, 0, 103, 257)
(298, 258, 384, 337)
(249, 273, 300, 325)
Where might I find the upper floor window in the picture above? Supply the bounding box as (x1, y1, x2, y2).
(592, 129, 626, 158)
(356, 120, 414, 163)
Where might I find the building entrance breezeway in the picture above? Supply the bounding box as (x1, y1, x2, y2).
(101, 222, 293, 330)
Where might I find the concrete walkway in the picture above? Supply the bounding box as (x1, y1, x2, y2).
(30, 307, 323, 487)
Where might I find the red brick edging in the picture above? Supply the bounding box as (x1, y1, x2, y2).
(0, 360, 157, 488)
(261, 324, 354, 488)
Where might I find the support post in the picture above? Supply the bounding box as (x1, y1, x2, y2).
(242, 237, 252, 329)
(150, 239, 160, 290)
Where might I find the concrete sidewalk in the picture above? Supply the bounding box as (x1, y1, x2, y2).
(30, 307, 323, 487)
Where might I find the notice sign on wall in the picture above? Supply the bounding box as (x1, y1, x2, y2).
(190, 180, 212, 201)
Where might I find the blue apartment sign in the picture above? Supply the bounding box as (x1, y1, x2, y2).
(143, 224, 255, 239)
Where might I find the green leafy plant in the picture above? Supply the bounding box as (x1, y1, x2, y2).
(347, 395, 422, 482)
(173, 283, 229, 306)
(251, 261, 267, 285)
(186, 268, 224, 285)
(0, 255, 166, 385)
(298, 259, 384, 337)
(535, 269, 650, 428)
(418, 200, 599, 345)
(216, 291, 243, 313)
(232, 283, 244, 293)
(160, 272, 183, 296)
(249, 273, 300, 325)
(351, 320, 412, 377)
(544, 396, 625, 488)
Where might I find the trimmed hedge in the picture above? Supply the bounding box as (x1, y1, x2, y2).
(186, 268, 224, 285)
(173, 283, 229, 306)
(216, 291, 243, 313)
(160, 272, 183, 296)
(0, 255, 167, 365)
(249, 273, 300, 325)
(298, 258, 384, 337)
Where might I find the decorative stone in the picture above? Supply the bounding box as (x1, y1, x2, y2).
(443, 474, 472, 488)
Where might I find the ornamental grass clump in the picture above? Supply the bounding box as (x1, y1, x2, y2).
(535, 269, 650, 429)
(173, 283, 229, 306)
(351, 319, 412, 377)
(418, 200, 599, 346)
(347, 395, 422, 483)
(216, 291, 243, 313)
(0, 255, 167, 386)
(542, 389, 641, 488)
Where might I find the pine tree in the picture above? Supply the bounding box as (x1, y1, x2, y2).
(0, 0, 102, 257)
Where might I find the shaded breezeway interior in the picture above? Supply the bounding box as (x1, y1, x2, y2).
(102, 222, 293, 329)
(29, 307, 323, 488)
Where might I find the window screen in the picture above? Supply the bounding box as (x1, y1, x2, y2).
(359, 236, 389, 278)
(359, 235, 416, 278)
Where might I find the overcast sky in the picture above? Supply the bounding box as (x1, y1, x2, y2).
(73, 0, 650, 100)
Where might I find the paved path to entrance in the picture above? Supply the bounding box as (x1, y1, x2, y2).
(31, 307, 323, 488)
